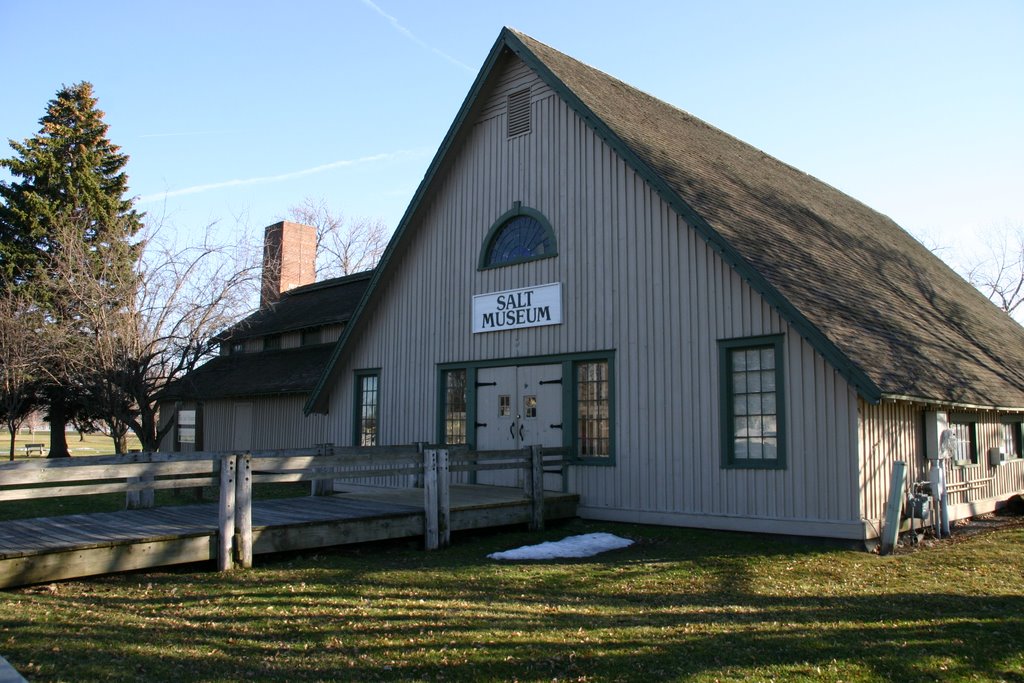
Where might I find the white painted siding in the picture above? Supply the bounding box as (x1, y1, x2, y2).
(316, 55, 867, 538)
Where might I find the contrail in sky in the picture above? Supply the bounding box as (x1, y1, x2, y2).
(138, 149, 427, 203)
(359, 0, 475, 73)
(138, 131, 224, 139)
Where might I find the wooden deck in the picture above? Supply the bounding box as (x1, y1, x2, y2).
(0, 484, 578, 588)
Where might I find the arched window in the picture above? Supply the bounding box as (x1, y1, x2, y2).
(479, 202, 557, 269)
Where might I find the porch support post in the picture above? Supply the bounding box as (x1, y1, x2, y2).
(218, 454, 237, 571)
(234, 452, 253, 569)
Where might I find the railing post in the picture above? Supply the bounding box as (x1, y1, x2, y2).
(529, 445, 545, 531)
(312, 443, 335, 496)
(437, 448, 450, 548)
(234, 452, 253, 569)
(414, 442, 426, 488)
(424, 448, 439, 550)
(218, 454, 237, 571)
(125, 451, 155, 509)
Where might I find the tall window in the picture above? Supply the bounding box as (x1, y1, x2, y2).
(177, 408, 196, 447)
(576, 360, 610, 459)
(443, 369, 467, 445)
(355, 372, 379, 447)
(949, 420, 978, 464)
(1002, 421, 1022, 459)
(720, 336, 786, 469)
(479, 203, 557, 269)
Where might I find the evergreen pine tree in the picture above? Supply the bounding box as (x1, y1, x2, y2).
(0, 82, 143, 457)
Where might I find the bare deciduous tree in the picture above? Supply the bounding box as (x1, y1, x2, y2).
(287, 197, 388, 278)
(48, 216, 261, 452)
(0, 289, 44, 460)
(962, 225, 1024, 323)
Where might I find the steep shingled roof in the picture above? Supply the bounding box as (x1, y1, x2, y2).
(160, 345, 335, 400)
(308, 28, 1024, 412)
(221, 270, 373, 342)
(163, 271, 372, 400)
(506, 29, 1024, 408)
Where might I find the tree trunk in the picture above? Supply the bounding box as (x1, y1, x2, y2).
(6, 420, 14, 462)
(47, 400, 71, 458)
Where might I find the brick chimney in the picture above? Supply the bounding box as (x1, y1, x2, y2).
(261, 221, 316, 307)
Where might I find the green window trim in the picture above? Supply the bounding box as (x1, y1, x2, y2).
(478, 201, 557, 270)
(353, 370, 380, 447)
(436, 351, 615, 466)
(719, 335, 787, 470)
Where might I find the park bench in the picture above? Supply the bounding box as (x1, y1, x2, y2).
(22, 443, 44, 457)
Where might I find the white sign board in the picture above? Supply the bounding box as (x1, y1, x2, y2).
(472, 282, 562, 334)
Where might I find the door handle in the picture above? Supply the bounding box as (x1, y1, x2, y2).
(509, 423, 516, 440)
(519, 424, 524, 441)
(550, 423, 563, 430)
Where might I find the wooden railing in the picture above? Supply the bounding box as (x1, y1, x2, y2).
(0, 444, 570, 571)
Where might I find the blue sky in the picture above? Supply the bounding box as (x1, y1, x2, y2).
(2, 0, 1021, 258)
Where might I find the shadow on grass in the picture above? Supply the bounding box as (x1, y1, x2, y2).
(2, 520, 1023, 681)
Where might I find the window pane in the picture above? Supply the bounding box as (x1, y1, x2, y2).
(486, 215, 556, 266)
(734, 396, 747, 416)
(443, 370, 467, 445)
(357, 374, 379, 447)
(726, 342, 781, 465)
(577, 361, 610, 458)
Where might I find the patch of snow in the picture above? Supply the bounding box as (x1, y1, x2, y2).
(487, 532, 633, 560)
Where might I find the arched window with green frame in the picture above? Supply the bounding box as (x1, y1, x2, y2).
(478, 202, 557, 269)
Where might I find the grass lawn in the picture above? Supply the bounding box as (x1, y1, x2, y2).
(1, 517, 1022, 682)
(2, 430, 142, 460)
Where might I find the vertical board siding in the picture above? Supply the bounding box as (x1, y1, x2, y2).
(202, 395, 329, 451)
(324, 56, 862, 533)
(858, 401, 1024, 531)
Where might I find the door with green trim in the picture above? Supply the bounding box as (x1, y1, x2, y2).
(475, 364, 562, 486)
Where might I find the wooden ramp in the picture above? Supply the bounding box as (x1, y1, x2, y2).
(0, 485, 578, 588)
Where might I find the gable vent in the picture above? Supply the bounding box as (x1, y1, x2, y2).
(506, 87, 532, 138)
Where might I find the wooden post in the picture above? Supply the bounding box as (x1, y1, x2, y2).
(234, 453, 253, 569)
(218, 454, 237, 571)
(125, 451, 155, 509)
(414, 442, 426, 488)
(312, 443, 335, 496)
(529, 445, 545, 531)
(437, 448, 450, 548)
(424, 448, 439, 550)
(880, 460, 906, 556)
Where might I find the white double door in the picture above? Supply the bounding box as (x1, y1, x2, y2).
(475, 364, 563, 487)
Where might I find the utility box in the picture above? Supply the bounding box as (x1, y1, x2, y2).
(989, 447, 1006, 467)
